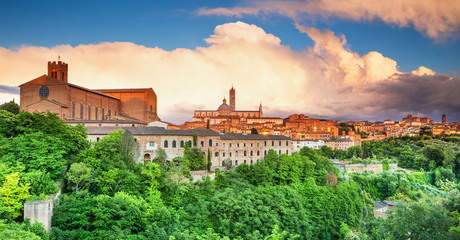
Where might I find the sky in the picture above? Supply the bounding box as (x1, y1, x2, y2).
(0, 0, 459, 123)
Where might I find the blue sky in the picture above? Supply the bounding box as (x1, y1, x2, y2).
(0, 0, 459, 122)
(1, 0, 458, 74)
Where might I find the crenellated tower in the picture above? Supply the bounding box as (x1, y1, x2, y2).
(229, 86, 235, 111)
(48, 60, 68, 82)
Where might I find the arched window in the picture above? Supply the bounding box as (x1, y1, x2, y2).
(215, 152, 219, 157)
(209, 139, 213, 147)
(200, 141, 204, 147)
(172, 140, 177, 148)
(264, 150, 267, 155)
(244, 151, 247, 156)
(235, 151, 238, 157)
(235, 160, 238, 166)
(250, 151, 253, 156)
(286, 150, 289, 154)
(272, 141, 274, 146)
(257, 150, 260, 156)
(286, 141, 289, 146)
(279, 150, 281, 155)
(96, 137, 100, 142)
(250, 160, 253, 165)
(279, 141, 281, 146)
(164, 140, 168, 148)
(180, 140, 184, 148)
(144, 153, 151, 162)
(244, 160, 247, 164)
(188, 141, 192, 148)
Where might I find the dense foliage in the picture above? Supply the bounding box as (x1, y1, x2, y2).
(0, 111, 459, 239)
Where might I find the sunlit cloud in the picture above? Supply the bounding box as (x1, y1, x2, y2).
(0, 22, 458, 122)
(198, 0, 460, 41)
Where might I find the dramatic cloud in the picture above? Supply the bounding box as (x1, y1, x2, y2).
(0, 85, 19, 95)
(0, 22, 458, 122)
(198, 0, 460, 40)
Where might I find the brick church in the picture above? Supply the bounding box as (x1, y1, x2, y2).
(19, 60, 160, 124)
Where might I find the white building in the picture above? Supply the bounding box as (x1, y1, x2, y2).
(292, 139, 325, 152)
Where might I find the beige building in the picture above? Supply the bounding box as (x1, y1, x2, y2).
(86, 126, 292, 170)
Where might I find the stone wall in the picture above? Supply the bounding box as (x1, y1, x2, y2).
(23, 186, 61, 232)
(335, 163, 398, 174)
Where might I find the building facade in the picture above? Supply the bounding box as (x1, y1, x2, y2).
(19, 60, 160, 124)
(86, 126, 292, 169)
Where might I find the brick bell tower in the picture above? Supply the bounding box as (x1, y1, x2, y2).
(48, 58, 68, 83)
(229, 86, 235, 111)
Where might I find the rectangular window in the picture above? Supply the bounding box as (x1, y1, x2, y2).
(108, 109, 111, 118)
(230, 152, 232, 157)
(223, 143, 226, 148)
(102, 108, 105, 120)
(88, 105, 91, 120)
(95, 107, 98, 120)
(71, 102, 75, 119)
(80, 103, 83, 119)
(230, 143, 232, 147)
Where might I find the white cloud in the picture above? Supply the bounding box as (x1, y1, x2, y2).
(0, 22, 458, 122)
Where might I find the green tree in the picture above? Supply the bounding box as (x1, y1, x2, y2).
(0, 173, 30, 219)
(251, 128, 258, 134)
(152, 148, 168, 166)
(398, 145, 416, 168)
(0, 101, 19, 114)
(66, 163, 94, 193)
(445, 189, 460, 213)
(183, 147, 206, 170)
(21, 170, 58, 197)
(374, 202, 456, 240)
(118, 131, 137, 167)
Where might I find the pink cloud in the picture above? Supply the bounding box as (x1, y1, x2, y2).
(198, 0, 460, 41)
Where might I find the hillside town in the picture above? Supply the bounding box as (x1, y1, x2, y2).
(14, 60, 460, 170)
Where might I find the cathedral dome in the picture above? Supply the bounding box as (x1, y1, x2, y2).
(217, 103, 232, 111)
(217, 97, 232, 111)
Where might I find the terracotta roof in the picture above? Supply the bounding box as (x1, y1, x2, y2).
(93, 88, 152, 93)
(19, 75, 120, 100)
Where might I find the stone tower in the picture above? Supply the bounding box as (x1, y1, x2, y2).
(259, 102, 263, 117)
(48, 60, 68, 83)
(229, 86, 235, 111)
(442, 114, 447, 123)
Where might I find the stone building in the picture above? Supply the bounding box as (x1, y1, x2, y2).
(19, 60, 160, 124)
(325, 137, 355, 150)
(86, 126, 292, 169)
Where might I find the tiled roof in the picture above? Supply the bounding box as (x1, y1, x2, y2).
(93, 88, 151, 93)
(86, 126, 221, 136)
(220, 133, 290, 140)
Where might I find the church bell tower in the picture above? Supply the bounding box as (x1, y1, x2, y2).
(229, 86, 235, 111)
(48, 59, 68, 83)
